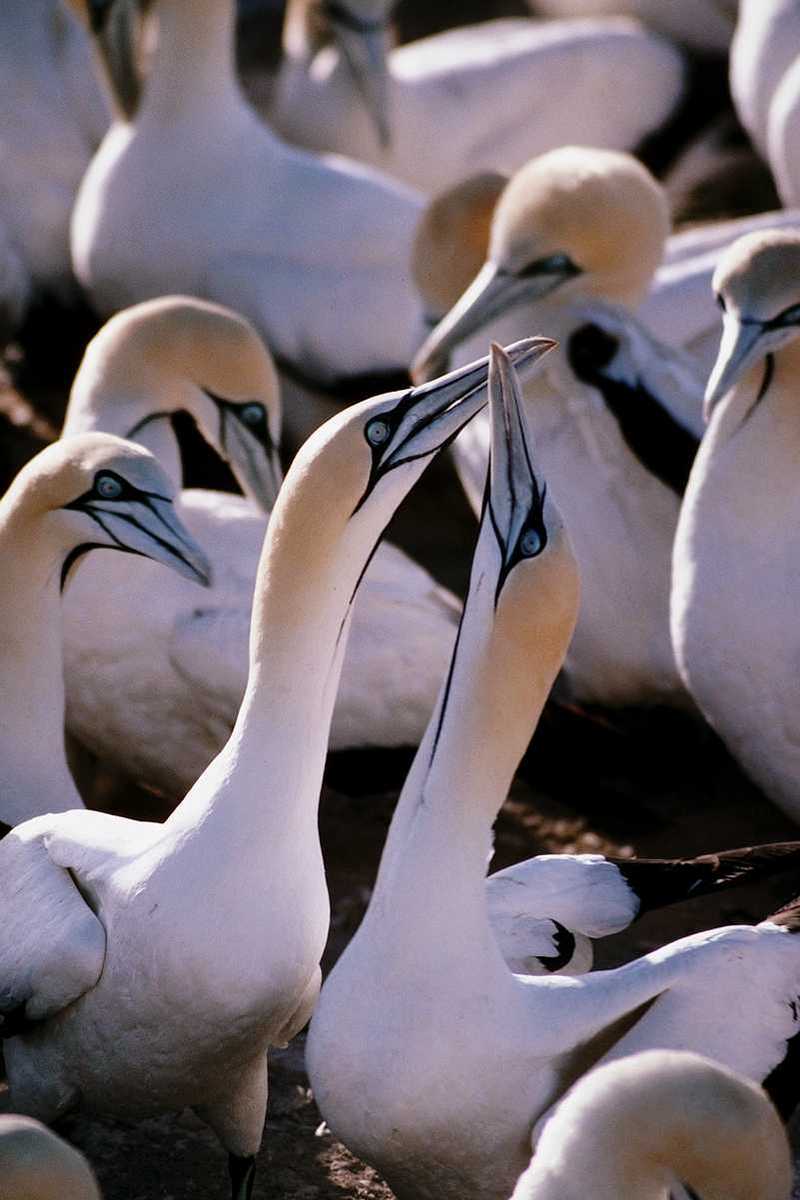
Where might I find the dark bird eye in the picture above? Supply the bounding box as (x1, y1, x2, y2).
(519, 528, 543, 557)
(95, 473, 124, 500)
(365, 418, 391, 447)
(239, 403, 265, 428)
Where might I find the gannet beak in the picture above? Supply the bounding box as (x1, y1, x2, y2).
(65, 486, 212, 587)
(330, 11, 391, 148)
(486, 342, 548, 596)
(704, 315, 766, 422)
(218, 404, 283, 513)
(355, 337, 555, 511)
(411, 258, 576, 384)
(88, 0, 143, 119)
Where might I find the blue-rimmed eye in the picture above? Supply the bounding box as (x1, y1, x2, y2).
(95, 473, 123, 500)
(239, 403, 265, 427)
(538, 252, 573, 273)
(365, 418, 391, 447)
(519, 528, 542, 557)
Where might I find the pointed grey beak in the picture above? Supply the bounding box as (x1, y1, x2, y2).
(220, 409, 283, 513)
(355, 337, 555, 510)
(411, 260, 574, 385)
(487, 343, 548, 587)
(331, 12, 391, 148)
(90, 0, 143, 119)
(704, 315, 767, 422)
(84, 494, 212, 586)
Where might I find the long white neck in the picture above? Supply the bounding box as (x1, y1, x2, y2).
(142, 0, 241, 122)
(0, 503, 82, 822)
(368, 524, 574, 946)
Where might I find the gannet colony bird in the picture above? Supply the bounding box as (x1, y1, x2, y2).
(70, 0, 428, 388)
(412, 147, 705, 707)
(511, 1051, 792, 1200)
(730, 0, 800, 166)
(307, 344, 800, 1200)
(672, 229, 800, 826)
(526, 0, 736, 54)
(0, 341, 549, 1200)
(0, 0, 109, 328)
(0, 433, 210, 827)
(258, 0, 685, 196)
(60, 296, 462, 797)
(0, 1114, 102, 1200)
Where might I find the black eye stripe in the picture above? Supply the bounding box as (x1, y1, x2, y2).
(203, 389, 274, 452)
(325, 1, 387, 34)
(504, 252, 581, 282)
(63, 470, 171, 512)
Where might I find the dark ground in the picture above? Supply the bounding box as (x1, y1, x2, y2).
(2, 2, 799, 1197)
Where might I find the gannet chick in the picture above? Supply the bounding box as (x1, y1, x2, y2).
(260, 0, 685, 195)
(511, 1051, 791, 1200)
(0, 1114, 102, 1200)
(412, 147, 704, 707)
(0, 340, 551, 1200)
(308, 345, 800, 1200)
(672, 229, 800, 824)
(60, 296, 463, 798)
(0, 432, 210, 825)
(70, 0, 427, 390)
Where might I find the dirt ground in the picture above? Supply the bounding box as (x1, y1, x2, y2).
(3, 2, 800, 1198)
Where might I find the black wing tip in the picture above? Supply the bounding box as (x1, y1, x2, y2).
(610, 842, 800, 916)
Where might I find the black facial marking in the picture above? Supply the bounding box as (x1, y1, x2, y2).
(426, 594, 470, 772)
(87, 0, 114, 34)
(353, 386, 481, 515)
(60, 541, 147, 593)
(567, 323, 699, 497)
(504, 252, 581, 284)
(754, 302, 800, 334)
(203, 390, 274, 454)
(63, 470, 171, 513)
(0, 819, 11, 840)
(534, 921, 576, 973)
(124, 411, 173, 442)
(324, 0, 387, 34)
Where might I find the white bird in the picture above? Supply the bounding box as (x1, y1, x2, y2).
(511, 1051, 791, 1200)
(730, 0, 800, 166)
(411, 147, 705, 707)
(307, 343, 800, 1200)
(70, 0, 428, 390)
(0, 340, 550, 1200)
(0, 1114, 102, 1200)
(259, 0, 685, 196)
(525, 0, 736, 55)
(672, 229, 800, 826)
(0, 432, 210, 827)
(60, 296, 462, 798)
(0, 0, 110, 324)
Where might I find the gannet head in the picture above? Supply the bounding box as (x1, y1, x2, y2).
(0, 1115, 102, 1200)
(705, 230, 800, 420)
(5, 433, 212, 591)
(261, 339, 555, 583)
(411, 172, 508, 326)
(478, 343, 580, 656)
(65, 297, 283, 512)
(284, 0, 393, 147)
(67, 0, 146, 119)
(411, 147, 669, 382)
